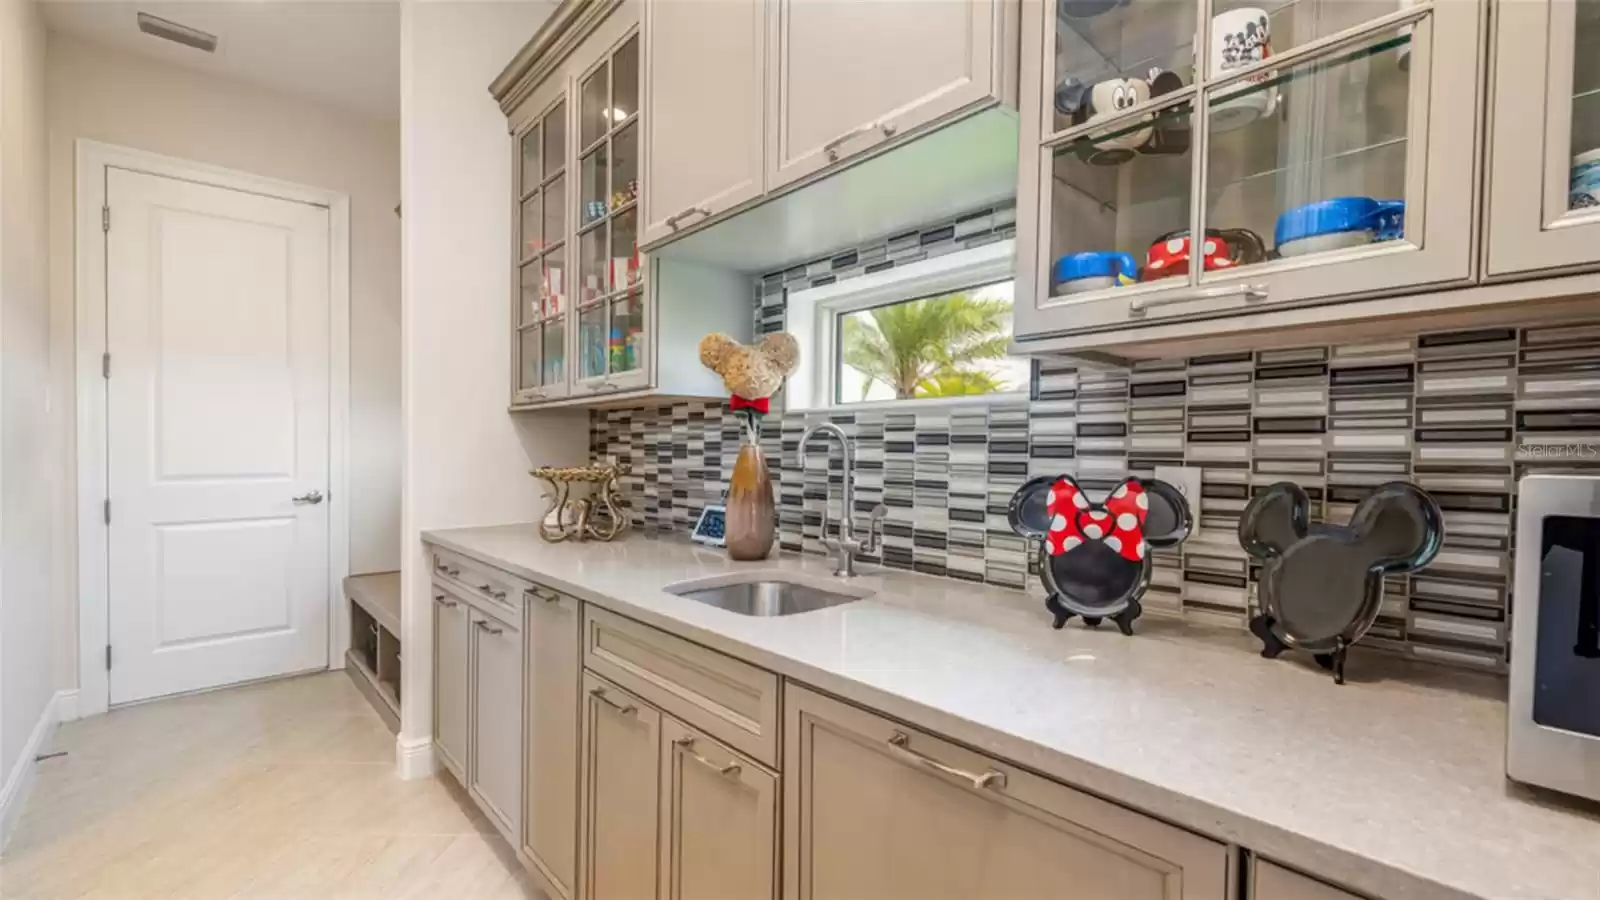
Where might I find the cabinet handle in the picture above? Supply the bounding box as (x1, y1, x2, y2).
(435, 561, 461, 577)
(879, 121, 897, 138)
(531, 587, 561, 604)
(673, 737, 742, 778)
(1127, 284, 1267, 318)
(474, 620, 504, 636)
(887, 731, 1006, 791)
(665, 206, 710, 230)
(433, 593, 458, 609)
(589, 687, 637, 716)
(477, 583, 508, 601)
(592, 380, 625, 393)
(823, 123, 878, 162)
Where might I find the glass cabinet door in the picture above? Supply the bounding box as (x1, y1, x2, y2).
(1016, 0, 1483, 339)
(573, 31, 647, 394)
(1487, 0, 1600, 277)
(513, 98, 572, 403)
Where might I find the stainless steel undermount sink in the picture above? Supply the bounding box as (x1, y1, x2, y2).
(664, 572, 873, 617)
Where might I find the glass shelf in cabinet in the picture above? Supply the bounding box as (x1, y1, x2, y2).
(1042, 82, 1197, 148)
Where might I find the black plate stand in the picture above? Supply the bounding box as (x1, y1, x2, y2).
(1046, 595, 1142, 636)
(1249, 614, 1350, 685)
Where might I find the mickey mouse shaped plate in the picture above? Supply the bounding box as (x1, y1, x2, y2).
(1008, 475, 1192, 634)
(1239, 481, 1443, 684)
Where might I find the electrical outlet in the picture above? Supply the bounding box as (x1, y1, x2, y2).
(1154, 465, 1203, 539)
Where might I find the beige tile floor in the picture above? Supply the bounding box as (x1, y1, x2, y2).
(0, 672, 540, 900)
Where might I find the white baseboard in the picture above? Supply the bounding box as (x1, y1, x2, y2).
(0, 690, 75, 853)
(395, 734, 437, 781)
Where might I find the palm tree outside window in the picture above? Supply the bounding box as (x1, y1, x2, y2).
(835, 279, 1028, 403)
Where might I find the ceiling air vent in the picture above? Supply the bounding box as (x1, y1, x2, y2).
(136, 12, 218, 53)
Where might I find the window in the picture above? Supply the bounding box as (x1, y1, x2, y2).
(785, 239, 1028, 411)
(835, 280, 1028, 404)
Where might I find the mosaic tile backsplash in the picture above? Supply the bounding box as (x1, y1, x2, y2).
(591, 205, 1600, 672)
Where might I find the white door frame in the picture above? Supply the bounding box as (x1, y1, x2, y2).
(75, 139, 351, 717)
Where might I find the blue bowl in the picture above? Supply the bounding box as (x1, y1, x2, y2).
(1053, 251, 1138, 290)
(1275, 197, 1405, 249)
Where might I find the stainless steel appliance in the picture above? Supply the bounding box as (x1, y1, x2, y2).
(1508, 475, 1600, 802)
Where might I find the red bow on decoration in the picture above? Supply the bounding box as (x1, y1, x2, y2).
(1046, 477, 1149, 563)
(729, 395, 770, 414)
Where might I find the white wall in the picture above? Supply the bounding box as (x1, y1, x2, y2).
(398, 0, 585, 774)
(1, 0, 55, 801)
(45, 33, 403, 690)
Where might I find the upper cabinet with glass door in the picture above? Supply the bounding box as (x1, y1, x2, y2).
(514, 91, 572, 405)
(1486, 0, 1600, 278)
(573, 30, 647, 396)
(1014, 0, 1485, 343)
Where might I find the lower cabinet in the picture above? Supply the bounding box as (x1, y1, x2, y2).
(580, 673, 662, 900)
(524, 587, 582, 899)
(469, 606, 524, 841)
(660, 716, 778, 900)
(432, 587, 471, 781)
(783, 685, 1230, 900)
(1252, 860, 1363, 900)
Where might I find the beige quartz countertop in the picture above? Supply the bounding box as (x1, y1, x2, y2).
(423, 524, 1600, 900)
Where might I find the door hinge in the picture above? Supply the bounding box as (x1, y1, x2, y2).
(102, 352, 111, 379)
(102, 204, 110, 233)
(105, 644, 112, 671)
(103, 499, 111, 525)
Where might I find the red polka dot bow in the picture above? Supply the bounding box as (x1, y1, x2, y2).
(1046, 477, 1150, 562)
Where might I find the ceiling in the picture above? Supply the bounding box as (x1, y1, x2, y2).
(41, 1, 400, 121)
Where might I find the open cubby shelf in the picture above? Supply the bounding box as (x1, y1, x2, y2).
(345, 572, 401, 734)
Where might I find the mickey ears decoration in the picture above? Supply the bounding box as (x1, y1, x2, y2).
(1240, 482, 1443, 684)
(1009, 475, 1192, 635)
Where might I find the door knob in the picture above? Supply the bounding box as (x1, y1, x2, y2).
(292, 491, 325, 505)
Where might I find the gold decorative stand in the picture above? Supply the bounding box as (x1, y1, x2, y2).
(531, 462, 631, 543)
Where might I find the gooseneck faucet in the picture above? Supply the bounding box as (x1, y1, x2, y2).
(798, 423, 887, 577)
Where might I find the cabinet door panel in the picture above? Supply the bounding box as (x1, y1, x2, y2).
(432, 587, 470, 782)
(784, 685, 1228, 900)
(470, 611, 524, 841)
(580, 673, 661, 900)
(641, 0, 766, 247)
(525, 588, 582, 898)
(660, 717, 777, 900)
(1487, 0, 1600, 276)
(768, 0, 998, 189)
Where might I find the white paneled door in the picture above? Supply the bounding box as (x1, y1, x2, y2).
(106, 167, 332, 706)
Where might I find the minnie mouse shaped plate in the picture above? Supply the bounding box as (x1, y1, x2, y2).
(1008, 475, 1192, 634)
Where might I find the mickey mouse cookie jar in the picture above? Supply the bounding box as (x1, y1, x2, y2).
(1008, 475, 1193, 634)
(1239, 481, 1443, 683)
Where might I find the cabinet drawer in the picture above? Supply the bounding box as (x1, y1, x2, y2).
(583, 606, 780, 767)
(785, 685, 1230, 900)
(1251, 861, 1363, 900)
(430, 546, 528, 624)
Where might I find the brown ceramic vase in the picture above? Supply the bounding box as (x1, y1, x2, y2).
(726, 442, 775, 560)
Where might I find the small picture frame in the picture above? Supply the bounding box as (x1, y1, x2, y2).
(691, 505, 728, 547)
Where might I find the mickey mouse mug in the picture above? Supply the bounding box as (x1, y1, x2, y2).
(1209, 7, 1276, 132)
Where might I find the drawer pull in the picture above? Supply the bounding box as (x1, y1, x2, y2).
(887, 731, 1006, 791)
(433, 593, 458, 609)
(434, 561, 461, 577)
(477, 583, 508, 601)
(474, 620, 504, 636)
(589, 687, 637, 717)
(531, 587, 561, 603)
(666, 206, 710, 230)
(673, 737, 742, 778)
(1127, 283, 1267, 318)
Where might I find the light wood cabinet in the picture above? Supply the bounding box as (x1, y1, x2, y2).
(469, 607, 524, 842)
(524, 586, 583, 899)
(579, 672, 661, 900)
(659, 716, 778, 900)
(766, 0, 1005, 190)
(783, 685, 1229, 900)
(1251, 860, 1364, 900)
(432, 587, 471, 781)
(1485, 0, 1600, 278)
(640, 0, 766, 248)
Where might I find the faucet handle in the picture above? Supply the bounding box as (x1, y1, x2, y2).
(862, 504, 888, 554)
